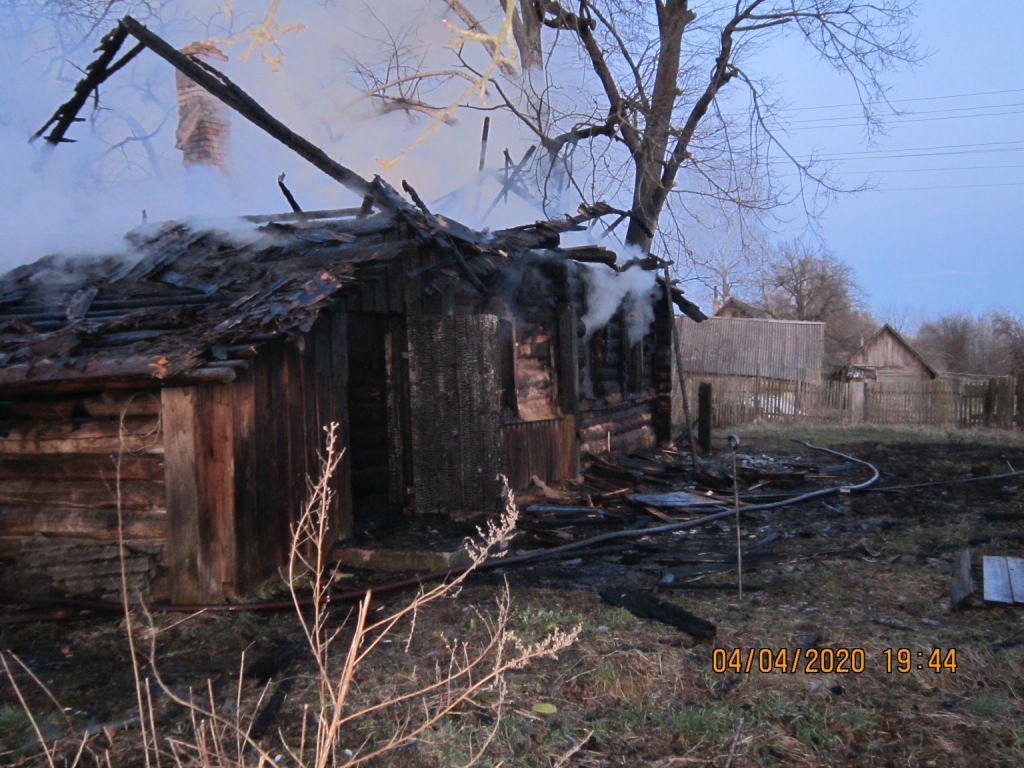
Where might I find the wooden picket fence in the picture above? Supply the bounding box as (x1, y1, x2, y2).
(683, 375, 1017, 429)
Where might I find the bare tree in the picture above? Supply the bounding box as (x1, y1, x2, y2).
(993, 311, 1024, 427)
(3, 1, 176, 181)
(356, 0, 917, 257)
(685, 206, 770, 308)
(915, 312, 1007, 375)
(757, 241, 858, 319)
(924, 311, 1017, 375)
(750, 239, 874, 362)
(1, 1, 162, 66)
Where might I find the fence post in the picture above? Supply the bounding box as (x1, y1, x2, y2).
(697, 382, 712, 453)
(754, 366, 761, 421)
(984, 378, 996, 427)
(998, 377, 1014, 429)
(850, 381, 865, 424)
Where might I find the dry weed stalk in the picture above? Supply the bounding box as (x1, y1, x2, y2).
(0, 419, 577, 766)
(282, 423, 580, 766)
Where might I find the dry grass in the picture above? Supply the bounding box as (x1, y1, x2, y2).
(4, 424, 1024, 766)
(0, 423, 579, 767)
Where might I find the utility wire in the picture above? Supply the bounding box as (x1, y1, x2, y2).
(788, 101, 1024, 125)
(787, 108, 1024, 131)
(822, 139, 1024, 157)
(823, 163, 1024, 175)
(774, 87, 1024, 113)
(873, 181, 1024, 192)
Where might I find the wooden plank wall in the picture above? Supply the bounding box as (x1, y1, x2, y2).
(676, 316, 825, 382)
(160, 311, 351, 604)
(163, 386, 236, 604)
(408, 315, 504, 514)
(679, 375, 1017, 429)
(232, 318, 350, 595)
(0, 389, 166, 601)
(847, 329, 932, 381)
(501, 416, 578, 490)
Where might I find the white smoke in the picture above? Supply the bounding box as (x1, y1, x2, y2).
(580, 262, 659, 344)
(0, 1, 547, 275)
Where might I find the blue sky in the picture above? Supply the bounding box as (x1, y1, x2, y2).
(1, 2, 1019, 328)
(761, 2, 1023, 323)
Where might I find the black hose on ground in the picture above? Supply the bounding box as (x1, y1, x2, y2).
(0, 441, 881, 615)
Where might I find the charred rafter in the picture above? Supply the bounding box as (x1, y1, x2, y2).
(34, 16, 378, 206)
(32, 25, 138, 145)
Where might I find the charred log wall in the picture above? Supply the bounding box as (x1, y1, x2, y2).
(576, 306, 662, 458)
(579, 399, 656, 458)
(514, 321, 558, 420)
(0, 390, 166, 601)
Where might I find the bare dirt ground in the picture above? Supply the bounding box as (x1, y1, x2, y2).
(2, 425, 1024, 767)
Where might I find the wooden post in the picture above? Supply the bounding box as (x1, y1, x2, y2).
(478, 115, 490, 172)
(162, 386, 237, 604)
(753, 366, 761, 421)
(1015, 374, 1024, 430)
(697, 382, 712, 454)
(849, 381, 866, 424)
(667, 269, 698, 471)
(950, 550, 974, 610)
(984, 378, 996, 427)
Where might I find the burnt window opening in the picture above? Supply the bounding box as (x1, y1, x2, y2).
(499, 318, 518, 416)
(588, 325, 608, 399)
(626, 335, 645, 395)
(512, 319, 560, 421)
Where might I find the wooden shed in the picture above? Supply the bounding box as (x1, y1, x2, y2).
(671, 316, 825, 427)
(0, 199, 702, 604)
(834, 324, 937, 383)
(676, 316, 825, 383)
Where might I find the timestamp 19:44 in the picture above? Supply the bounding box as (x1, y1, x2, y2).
(884, 647, 957, 673)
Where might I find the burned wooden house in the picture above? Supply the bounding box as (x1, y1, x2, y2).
(0, 201, 702, 604)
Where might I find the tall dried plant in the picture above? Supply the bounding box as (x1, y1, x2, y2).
(0, 419, 577, 766)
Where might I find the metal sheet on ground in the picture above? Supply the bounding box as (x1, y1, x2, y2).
(630, 491, 726, 509)
(983, 556, 1014, 604)
(1006, 557, 1024, 603)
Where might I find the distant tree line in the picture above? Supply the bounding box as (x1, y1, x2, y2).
(698, 237, 1024, 381)
(915, 311, 1024, 378)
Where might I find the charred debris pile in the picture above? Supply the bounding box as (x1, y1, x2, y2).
(335, 438, 884, 635)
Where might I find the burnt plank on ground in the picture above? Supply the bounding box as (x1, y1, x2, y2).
(599, 586, 716, 639)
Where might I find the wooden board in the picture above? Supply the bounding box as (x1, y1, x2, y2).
(1007, 558, 1024, 603)
(982, 556, 1024, 604)
(949, 549, 974, 610)
(162, 385, 237, 604)
(408, 315, 503, 514)
(0, 506, 165, 540)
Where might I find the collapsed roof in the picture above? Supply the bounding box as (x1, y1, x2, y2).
(0, 200, 704, 392)
(4, 16, 705, 392)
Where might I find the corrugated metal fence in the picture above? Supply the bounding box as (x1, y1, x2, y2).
(683, 375, 1017, 429)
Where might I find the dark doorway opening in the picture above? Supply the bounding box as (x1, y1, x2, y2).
(346, 314, 406, 533)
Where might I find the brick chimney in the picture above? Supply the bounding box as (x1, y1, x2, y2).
(175, 42, 230, 171)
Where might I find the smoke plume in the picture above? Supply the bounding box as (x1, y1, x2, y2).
(580, 261, 659, 343)
(0, 1, 547, 275)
